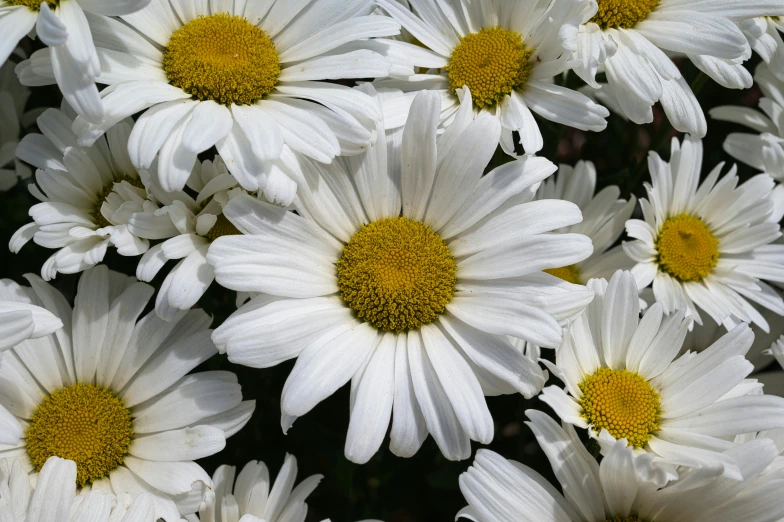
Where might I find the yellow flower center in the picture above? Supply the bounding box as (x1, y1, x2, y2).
(544, 265, 582, 285)
(4, 0, 57, 11)
(337, 217, 457, 332)
(579, 368, 661, 448)
(445, 26, 534, 109)
(94, 176, 145, 229)
(205, 213, 241, 241)
(26, 383, 133, 488)
(655, 213, 719, 282)
(163, 14, 280, 106)
(590, 0, 660, 29)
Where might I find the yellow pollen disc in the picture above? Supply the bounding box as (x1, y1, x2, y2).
(94, 176, 145, 229)
(590, 0, 660, 29)
(579, 368, 661, 448)
(4, 0, 57, 10)
(205, 213, 241, 241)
(163, 14, 280, 106)
(337, 217, 457, 332)
(26, 383, 133, 487)
(445, 26, 534, 109)
(655, 213, 719, 283)
(544, 265, 582, 285)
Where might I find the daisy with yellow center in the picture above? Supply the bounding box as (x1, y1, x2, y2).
(458, 410, 784, 522)
(623, 135, 784, 331)
(540, 270, 784, 475)
(209, 90, 594, 463)
(372, 0, 609, 156)
(0, 266, 255, 521)
(16, 0, 402, 200)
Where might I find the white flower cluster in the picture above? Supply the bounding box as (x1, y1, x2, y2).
(0, 0, 783, 520)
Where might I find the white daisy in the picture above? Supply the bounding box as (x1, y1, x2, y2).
(8, 106, 170, 280)
(182, 454, 321, 522)
(540, 270, 784, 474)
(623, 134, 784, 330)
(457, 409, 784, 522)
(0, 265, 255, 520)
(208, 90, 594, 463)
(741, 17, 784, 81)
(371, 0, 610, 156)
(18, 0, 402, 197)
(711, 64, 784, 186)
(537, 160, 636, 285)
(571, 0, 784, 136)
(0, 50, 33, 192)
(0, 0, 152, 123)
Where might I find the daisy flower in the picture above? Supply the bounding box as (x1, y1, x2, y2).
(0, 0, 152, 123)
(208, 90, 594, 463)
(19, 0, 402, 196)
(741, 17, 784, 81)
(623, 135, 784, 330)
(0, 51, 33, 192)
(711, 64, 784, 185)
(540, 270, 784, 474)
(8, 106, 157, 280)
(0, 265, 255, 520)
(571, 0, 784, 136)
(457, 409, 784, 522)
(537, 160, 636, 285)
(372, 0, 610, 156)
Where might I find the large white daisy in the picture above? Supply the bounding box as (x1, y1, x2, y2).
(571, 0, 784, 136)
(540, 270, 784, 474)
(623, 135, 784, 330)
(0, 50, 33, 192)
(0, 0, 152, 122)
(208, 90, 594, 463)
(537, 160, 636, 285)
(457, 409, 784, 522)
(371, 0, 609, 156)
(0, 265, 255, 520)
(18, 0, 401, 197)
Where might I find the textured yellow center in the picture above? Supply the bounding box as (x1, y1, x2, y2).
(94, 176, 144, 229)
(4, 0, 57, 10)
(655, 213, 718, 282)
(590, 0, 660, 28)
(163, 14, 280, 105)
(26, 383, 133, 487)
(579, 368, 661, 448)
(337, 217, 457, 332)
(445, 26, 534, 109)
(205, 213, 241, 241)
(544, 265, 582, 285)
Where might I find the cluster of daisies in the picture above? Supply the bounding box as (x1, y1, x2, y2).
(1, 0, 784, 520)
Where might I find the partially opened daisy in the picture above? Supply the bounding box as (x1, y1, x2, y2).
(0, 52, 33, 192)
(20, 0, 402, 195)
(372, 0, 609, 156)
(623, 135, 784, 330)
(540, 270, 784, 474)
(711, 64, 784, 185)
(209, 90, 594, 463)
(457, 409, 784, 522)
(0, 0, 153, 122)
(571, 0, 784, 136)
(9, 107, 155, 280)
(0, 265, 255, 520)
(538, 160, 636, 285)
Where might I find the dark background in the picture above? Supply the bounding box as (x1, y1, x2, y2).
(0, 49, 765, 521)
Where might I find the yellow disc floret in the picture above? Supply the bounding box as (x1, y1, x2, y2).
(590, 0, 660, 29)
(163, 14, 280, 106)
(337, 217, 457, 332)
(445, 26, 534, 109)
(94, 175, 145, 229)
(4, 0, 57, 10)
(26, 383, 133, 487)
(655, 213, 719, 282)
(579, 368, 661, 448)
(205, 213, 241, 241)
(544, 265, 582, 285)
